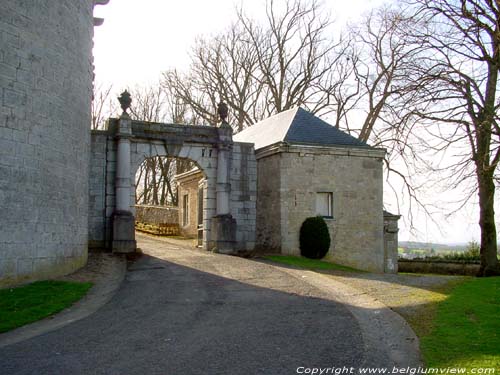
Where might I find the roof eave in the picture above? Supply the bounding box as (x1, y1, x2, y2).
(254, 141, 386, 159)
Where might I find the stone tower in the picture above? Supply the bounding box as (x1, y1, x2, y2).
(0, 1, 104, 286)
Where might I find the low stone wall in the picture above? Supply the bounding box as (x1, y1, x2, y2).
(134, 205, 180, 237)
(135, 205, 179, 225)
(135, 222, 180, 236)
(398, 259, 480, 276)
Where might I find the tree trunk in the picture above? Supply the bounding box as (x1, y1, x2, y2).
(477, 171, 500, 276)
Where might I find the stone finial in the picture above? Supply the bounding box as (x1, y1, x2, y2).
(118, 90, 132, 114)
(217, 100, 228, 124)
(93, 0, 109, 27)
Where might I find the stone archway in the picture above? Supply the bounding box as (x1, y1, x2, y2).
(130, 140, 217, 250)
(88, 109, 258, 255)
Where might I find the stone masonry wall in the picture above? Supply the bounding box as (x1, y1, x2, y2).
(383, 212, 400, 273)
(89, 131, 108, 249)
(281, 147, 385, 272)
(135, 205, 178, 225)
(177, 171, 203, 238)
(89, 132, 115, 250)
(256, 145, 385, 272)
(254, 153, 282, 252)
(229, 142, 257, 252)
(0, 1, 94, 286)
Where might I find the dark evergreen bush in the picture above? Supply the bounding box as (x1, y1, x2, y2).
(299, 216, 331, 259)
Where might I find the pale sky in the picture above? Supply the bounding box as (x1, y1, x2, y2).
(92, 0, 492, 245)
(93, 0, 389, 88)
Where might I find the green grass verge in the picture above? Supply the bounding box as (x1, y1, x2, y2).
(421, 277, 500, 371)
(263, 255, 362, 272)
(0, 280, 92, 333)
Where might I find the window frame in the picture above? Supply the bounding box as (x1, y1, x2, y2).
(316, 192, 334, 219)
(182, 194, 189, 226)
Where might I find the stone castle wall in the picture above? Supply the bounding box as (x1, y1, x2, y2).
(256, 145, 386, 273)
(0, 1, 94, 286)
(88, 131, 110, 249)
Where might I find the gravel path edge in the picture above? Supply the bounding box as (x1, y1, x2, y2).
(278, 267, 423, 369)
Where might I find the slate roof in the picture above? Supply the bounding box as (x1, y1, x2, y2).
(233, 107, 370, 150)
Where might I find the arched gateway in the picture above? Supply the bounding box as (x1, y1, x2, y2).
(88, 98, 257, 255)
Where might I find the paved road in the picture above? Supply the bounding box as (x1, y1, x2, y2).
(1, 234, 376, 375)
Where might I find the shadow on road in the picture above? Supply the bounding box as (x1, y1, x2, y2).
(0, 252, 367, 375)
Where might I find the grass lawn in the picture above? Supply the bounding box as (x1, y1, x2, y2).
(0, 280, 92, 333)
(263, 255, 362, 272)
(421, 277, 500, 372)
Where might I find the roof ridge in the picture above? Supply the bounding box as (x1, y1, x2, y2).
(283, 107, 370, 148)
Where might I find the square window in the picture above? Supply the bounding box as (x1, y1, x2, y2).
(316, 192, 333, 218)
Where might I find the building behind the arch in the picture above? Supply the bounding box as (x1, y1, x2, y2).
(175, 168, 205, 240)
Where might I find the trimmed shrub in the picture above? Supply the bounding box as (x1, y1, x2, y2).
(299, 216, 331, 259)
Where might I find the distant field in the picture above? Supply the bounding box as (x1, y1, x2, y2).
(399, 241, 469, 252)
(398, 247, 455, 256)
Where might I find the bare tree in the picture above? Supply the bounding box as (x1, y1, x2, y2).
(129, 85, 178, 206)
(162, 69, 218, 126)
(162, 0, 351, 131)
(135, 156, 178, 206)
(322, 7, 435, 230)
(320, 39, 362, 131)
(162, 24, 263, 131)
(237, 0, 343, 117)
(129, 85, 169, 123)
(160, 1, 479, 246)
(91, 83, 117, 130)
(195, 28, 264, 131)
(351, 8, 423, 143)
(401, 0, 500, 276)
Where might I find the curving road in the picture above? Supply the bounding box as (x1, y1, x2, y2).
(0, 234, 400, 375)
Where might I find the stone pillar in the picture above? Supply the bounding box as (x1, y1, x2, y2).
(383, 211, 400, 273)
(115, 117, 132, 212)
(216, 125, 232, 216)
(211, 108, 237, 254)
(112, 99, 136, 253)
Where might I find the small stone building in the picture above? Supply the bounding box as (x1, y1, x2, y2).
(235, 107, 393, 273)
(175, 168, 205, 240)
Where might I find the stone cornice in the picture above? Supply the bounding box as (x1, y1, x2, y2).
(255, 142, 386, 160)
(174, 168, 204, 184)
